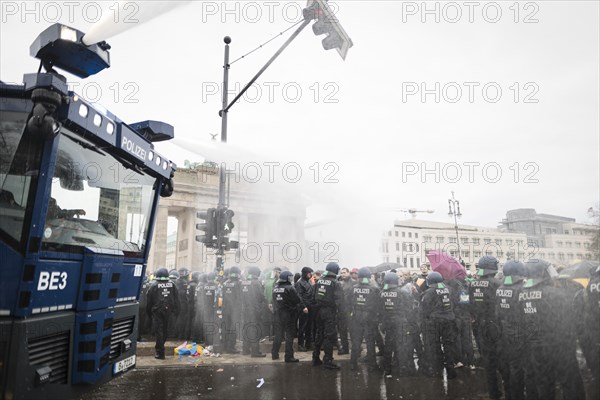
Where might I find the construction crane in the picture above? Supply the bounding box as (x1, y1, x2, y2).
(394, 208, 435, 218)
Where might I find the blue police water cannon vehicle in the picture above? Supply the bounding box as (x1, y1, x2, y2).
(0, 23, 176, 399)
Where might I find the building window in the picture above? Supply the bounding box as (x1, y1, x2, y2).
(558, 253, 565, 261)
(586, 254, 592, 260)
(485, 250, 493, 256)
(576, 253, 583, 259)
(518, 252, 525, 260)
(575, 242, 581, 248)
(424, 235, 432, 243)
(506, 239, 513, 246)
(472, 238, 480, 245)
(449, 237, 457, 243)
(506, 251, 514, 259)
(416, 244, 419, 251)
(495, 239, 502, 246)
(567, 253, 574, 260)
(450, 250, 457, 258)
(396, 243, 400, 251)
(565, 230, 570, 235)
(462, 250, 470, 258)
(403, 243, 407, 252)
(565, 242, 572, 248)
(388, 231, 392, 237)
(461, 237, 469, 244)
(416, 257, 420, 266)
(497, 251, 503, 258)
(409, 244, 414, 252)
(397, 257, 400, 263)
(548, 252, 555, 259)
(584, 243, 590, 249)
(403, 257, 407, 265)
(546, 228, 552, 234)
(410, 258, 414, 268)
(556, 241, 563, 247)
(484, 238, 491, 244)
(402, 232, 406, 238)
(538, 252, 544, 258)
(409, 232, 412, 238)
(474, 251, 482, 258)
(395, 231, 398, 237)
(436, 236, 444, 244)
(415, 233, 419, 238)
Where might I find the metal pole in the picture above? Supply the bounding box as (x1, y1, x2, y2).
(216, 36, 231, 273)
(449, 191, 461, 261)
(222, 19, 310, 113)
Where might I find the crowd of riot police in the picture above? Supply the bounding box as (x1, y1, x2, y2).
(137, 257, 600, 399)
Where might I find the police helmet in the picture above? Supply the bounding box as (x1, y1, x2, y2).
(426, 271, 444, 286)
(358, 267, 371, 280)
(229, 266, 241, 278)
(169, 269, 180, 280)
(523, 259, 554, 288)
(478, 256, 499, 270)
(155, 268, 169, 281)
(178, 267, 190, 278)
(325, 262, 340, 275)
(191, 271, 201, 283)
(279, 270, 294, 283)
(383, 271, 399, 287)
(247, 266, 261, 279)
(502, 260, 525, 285)
(207, 271, 216, 282)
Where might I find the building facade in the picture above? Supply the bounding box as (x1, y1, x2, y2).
(381, 209, 597, 272)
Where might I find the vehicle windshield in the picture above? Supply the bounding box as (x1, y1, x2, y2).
(0, 109, 41, 249)
(42, 128, 157, 257)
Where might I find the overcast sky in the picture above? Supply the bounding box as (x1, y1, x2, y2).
(1, 1, 598, 265)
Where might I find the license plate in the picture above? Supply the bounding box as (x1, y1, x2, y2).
(113, 355, 136, 375)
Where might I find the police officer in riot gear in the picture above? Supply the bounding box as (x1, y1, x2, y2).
(520, 260, 585, 400)
(469, 256, 503, 398)
(146, 268, 180, 359)
(272, 270, 307, 362)
(348, 267, 380, 370)
(185, 271, 201, 341)
(495, 260, 526, 399)
(381, 271, 414, 377)
(222, 266, 242, 353)
(313, 262, 344, 369)
(241, 266, 267, 357)
(192, 273, 207, 343)
(137, 274, 150, 342)
(200, 272, 218, 345)
(584, 264, 600, 397)
(419, 271, 458, 379)
(174, 268, 190, 339)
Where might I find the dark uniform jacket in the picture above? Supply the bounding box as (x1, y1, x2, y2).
(313, 273, 343, 310)
(420, 283, 455, 321)
(272, 281, 304, 313)
(146, 280, 180, 316)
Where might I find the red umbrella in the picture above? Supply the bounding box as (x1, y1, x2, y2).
(426, 250, 466, 280)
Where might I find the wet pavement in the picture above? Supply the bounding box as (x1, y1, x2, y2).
(86, 361, 490, 400)
(84, 341, 599, 399)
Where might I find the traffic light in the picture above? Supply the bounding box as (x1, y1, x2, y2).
(303, 0, 353, 60)
(216, 208, 238, 251)
(195, 208, 217, 247)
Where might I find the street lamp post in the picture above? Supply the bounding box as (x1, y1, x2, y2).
(448, 191, 462, 261)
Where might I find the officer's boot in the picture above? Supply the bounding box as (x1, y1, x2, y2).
(323, 361, 340, 370)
